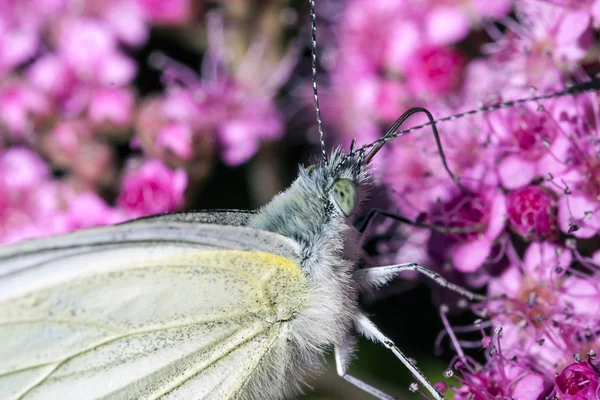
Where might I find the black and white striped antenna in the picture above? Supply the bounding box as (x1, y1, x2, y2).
(309, 0, 327, 163)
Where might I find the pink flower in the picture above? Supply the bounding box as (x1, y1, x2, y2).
(26, 54, 74, 100)
(425, 0, 512, 45)
(405, 46, 465, 98)
(430, 189, 507, 272)
(0, 147, 49, 191)
(506, 185, 558, 240)
(88, 87, 135, 129)
(117, 159, 187, 217)
(102, 0, 148, 46)
(488, 242, 600, 375)
(0, 148, 56, 243)
(555, 362, 599, 399)
(452, 354, 547, 399)
(43, 120, 94, 169)
(63, 192, 126, 231)
(139, 37, 288, 166)
(57, 18, 117, 79)
(491, 105, 568, 190)
(156, 122, 194, 161)
(558, 194, 600, 239)
(0, 24, 39, 78)
(0, 80, 50, 141)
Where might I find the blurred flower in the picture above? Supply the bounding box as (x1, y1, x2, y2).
(117, 158, 187, 217)
(506, 185, 558, 240)
(429, 189, 507, 272)
(0, 79, 51, 141)
(0, 148, 52, 243)
(404, 46, 465, 98)
(137, 23, 292, 167)
(88, 87, 136, 130)
(61, 191, 126, 231)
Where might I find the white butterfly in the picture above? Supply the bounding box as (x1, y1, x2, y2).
(0, 143, 486, 400)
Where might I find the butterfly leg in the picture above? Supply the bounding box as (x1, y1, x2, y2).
(354, 313, 445, 400)
(354, 263, 488, 302)
(334, 336, 396, 400)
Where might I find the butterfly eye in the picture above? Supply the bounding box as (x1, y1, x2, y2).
(331, 179, 358, 216)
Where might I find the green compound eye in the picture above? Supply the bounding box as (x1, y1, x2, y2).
(331, 179, 358, 217)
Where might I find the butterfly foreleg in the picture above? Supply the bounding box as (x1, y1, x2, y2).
(354, 263, 487, 302)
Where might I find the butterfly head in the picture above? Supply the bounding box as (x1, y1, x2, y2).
(300, 148, 373, 219)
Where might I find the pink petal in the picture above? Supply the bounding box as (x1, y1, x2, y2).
(472, 0, 512, 19)
(488, 264, 521, 298)
(558, 194, 600, 238)
(27, 55, 70, 95)
(522, 242, 572, 279)
(485, 191, 507, 240)
(104, 1, 149, 47)
(219, 121, 259, 166)
(0, 147, 49, 191)
(425, 7, 470, 46)
(385, 21, 419, 69)
(98, 53, 137, 86)
(561, 277, 600, 317)
(88, 88, 135, 127)
(451, 238, 492, 272)
(512, 374, 545, 400)
(498, 155, 536, 190)
(556, 11, 591, 44)
(156, 123, 193, 160)
(593, 0, 600, 22)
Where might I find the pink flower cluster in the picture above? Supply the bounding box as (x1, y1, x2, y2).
(322, 0, 600, 397)
(0, 1, 290, 242)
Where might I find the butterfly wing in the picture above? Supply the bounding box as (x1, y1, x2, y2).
(0, 218, 308, 400)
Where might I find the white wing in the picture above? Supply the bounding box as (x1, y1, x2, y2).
(0, 218, 308, 400)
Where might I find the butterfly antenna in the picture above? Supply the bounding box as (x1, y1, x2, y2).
(365, 107, 466, 191)
(359, 78, 600, 156)
(310, 0, 327, 163)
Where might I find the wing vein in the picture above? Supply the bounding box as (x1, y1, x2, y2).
(2, 318, 253, 379)
(149, 323, 271, 399)
(224, 323, 283, 399)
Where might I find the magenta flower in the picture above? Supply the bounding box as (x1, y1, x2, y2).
(0, 147, 54, 243)
(404, 45, 465, 98)
(506, 185, 558, 240)
(117, 159, 187, 217)
(43, 120, 94, 169)
(547, 95, 600, 238)
(554, 362, 599, 399)
(430, 189, 507, 273)
(61, 191, 126, 231)
(136, 33, 289, 166)
(0, 80, 50, 141)
(424, 0, 511, 46)
(88, 87, 135, 129)
(491, 105, 567, 190)
(488, 242, 600, 375)
(453, 363, 546, 400)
